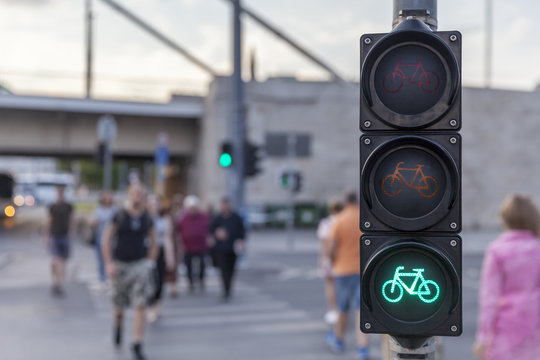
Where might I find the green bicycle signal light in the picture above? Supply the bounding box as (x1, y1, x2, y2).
(381, 266, 440, 304)
(360, 237, 462, 337)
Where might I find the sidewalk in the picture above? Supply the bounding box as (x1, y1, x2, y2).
(248, 229, 497, 256)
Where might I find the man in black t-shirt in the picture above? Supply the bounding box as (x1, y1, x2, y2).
(102, 183, 158, 360)
(210, 197, 245, 301)
(42, 186, 74, 297)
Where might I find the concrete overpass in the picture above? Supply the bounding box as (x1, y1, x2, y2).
(0, 94, 204, 159)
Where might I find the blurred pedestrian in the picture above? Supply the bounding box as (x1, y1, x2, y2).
(42, 186, 74, 297)
(176, 195, 210, 293)
(167, 193, 184, 298)
(210, 197, 245, 301)
(91, 190, 116, 289)
(324, 191, 369, 359)
(146, 195, 175, 323)
(101, 183, 158, 360)
(317, 198, 343, 325)
(473, 194, 540, 360)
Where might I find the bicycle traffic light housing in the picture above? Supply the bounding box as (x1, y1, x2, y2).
(360, 235, 462, 337)
(360, 133, 461, 233)
(359, 18, 462, 343)
(360, 19, 461, 132)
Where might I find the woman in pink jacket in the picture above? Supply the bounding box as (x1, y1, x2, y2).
(474, 194, 540, 360)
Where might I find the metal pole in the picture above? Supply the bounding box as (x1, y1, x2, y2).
(226, 0, 345, 82)
(286, 134, 296, 250)
(231, 0, 246, 213)
(103, 141, 113, 190)
(85, 0, 93, 98)
(389, 1, 438, 357)
(98, 0, 217, 76)
(485, 0, 492, 88)
(389, 337, 436, 359)
(393, 0, 437, 30)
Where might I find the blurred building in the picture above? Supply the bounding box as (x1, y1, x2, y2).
(196, 77, 540, 230)
(0, 78, 539, 229)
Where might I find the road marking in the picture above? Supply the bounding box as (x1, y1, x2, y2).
(161, 309, 309, 327)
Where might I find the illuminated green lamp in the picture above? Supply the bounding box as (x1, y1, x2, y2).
(382, 266, 440, 304)
(219, 153, 232, 168)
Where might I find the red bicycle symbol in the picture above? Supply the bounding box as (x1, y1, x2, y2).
(383, 60, 440, 94)
(381, 162, 439, 198)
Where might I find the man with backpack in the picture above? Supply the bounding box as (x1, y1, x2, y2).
(102, 183, 158, 360)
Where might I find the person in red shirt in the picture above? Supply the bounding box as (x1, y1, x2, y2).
(176, 195, 210, 292)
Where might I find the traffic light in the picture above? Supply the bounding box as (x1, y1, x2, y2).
(279, 170, 302, 193)
(292, 172, 302, 193)
(219, 142, 233, 168)
(244, 142, 262, 178)
(359, 19, 462, 340)
(280, 171, 289, 189)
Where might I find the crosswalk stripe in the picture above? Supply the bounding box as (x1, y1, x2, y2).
(243, 320, 327, 334)
(161, 309, 309, 327)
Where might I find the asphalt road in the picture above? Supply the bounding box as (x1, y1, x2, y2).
(0, 208, 487, 360)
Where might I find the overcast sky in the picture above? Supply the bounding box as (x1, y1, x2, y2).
(0, 0, 538, 101)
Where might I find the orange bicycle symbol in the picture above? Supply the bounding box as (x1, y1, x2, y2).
(381, 162, 439, 198)
(383, 59, 440, 94)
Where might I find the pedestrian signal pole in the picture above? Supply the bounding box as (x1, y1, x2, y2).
(359, 0, 462, 358)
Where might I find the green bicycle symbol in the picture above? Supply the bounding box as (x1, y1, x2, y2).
(382, 266, 440, 304)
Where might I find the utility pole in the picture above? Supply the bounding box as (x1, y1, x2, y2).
(85, 0, 93, 98)
(231, 0, 246, 213)
(97, 115, 117, 191)
(485, 0, 493, 88)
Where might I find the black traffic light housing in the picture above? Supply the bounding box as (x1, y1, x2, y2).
(219, 142, 233, 168)
(292, 172, 302, 193)
(359, 18, 462, 342)
(279, 170, 302, 193)
(360, 19, 461, 132)
(360, 235, 462, 337)
(244, 142, 262, 178)
(360, 133, 461, 233)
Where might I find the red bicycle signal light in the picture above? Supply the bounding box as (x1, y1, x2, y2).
(360, 19, 461, 131)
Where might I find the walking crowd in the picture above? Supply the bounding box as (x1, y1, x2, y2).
(44, 183, 245, 360)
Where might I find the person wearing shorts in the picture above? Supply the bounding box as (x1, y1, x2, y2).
(325, 191, 369, 359)
(102, 183, 158, 360)
(43, 186, 74, 298)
